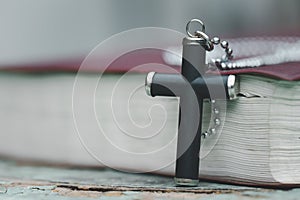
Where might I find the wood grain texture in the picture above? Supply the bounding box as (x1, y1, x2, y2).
(0, 160, 299, 199)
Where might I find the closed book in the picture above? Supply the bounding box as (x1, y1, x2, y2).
(1, 36, 300, 187)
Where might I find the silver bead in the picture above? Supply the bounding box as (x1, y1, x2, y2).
(215, 118, 221, 126)
(215, 58, 222, 63)
(220, 62, 227, 69)
(202, 132, 208, 138)
(232, 63, 237, 68)
(214, 58, 222, 68)
(211, 37, 220, 45)
(221, 41, 229, 49)
(213, 108, 219, 114)
(227, 62, 233, 69)
(210, 128, 216, 135)
(226, 48, 233, 55)
(211, 99, 216, 104)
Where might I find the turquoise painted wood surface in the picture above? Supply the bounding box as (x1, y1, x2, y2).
(0, 160, 299, 199)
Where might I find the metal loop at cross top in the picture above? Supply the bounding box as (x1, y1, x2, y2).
(186, 19, 234, 69)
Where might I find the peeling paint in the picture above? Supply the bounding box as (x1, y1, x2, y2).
(0, 160, 300, 199)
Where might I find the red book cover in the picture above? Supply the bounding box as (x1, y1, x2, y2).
(1, 36, 300, 81)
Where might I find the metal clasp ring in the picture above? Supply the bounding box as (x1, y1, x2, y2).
(195, 31, 214, 51)
(186, 19, 205, 38)
(186, 19, 213, 51)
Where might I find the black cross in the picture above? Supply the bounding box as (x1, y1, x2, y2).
(145, 36, 237, 186)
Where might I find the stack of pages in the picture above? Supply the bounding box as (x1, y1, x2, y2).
(0, 36, 300, 187)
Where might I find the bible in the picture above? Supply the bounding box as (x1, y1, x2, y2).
(0, 35, 299, 187)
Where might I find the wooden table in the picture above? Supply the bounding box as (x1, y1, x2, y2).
(0, 159, 299, 199)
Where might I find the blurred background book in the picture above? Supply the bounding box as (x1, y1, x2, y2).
(0, 0, 300, 68)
